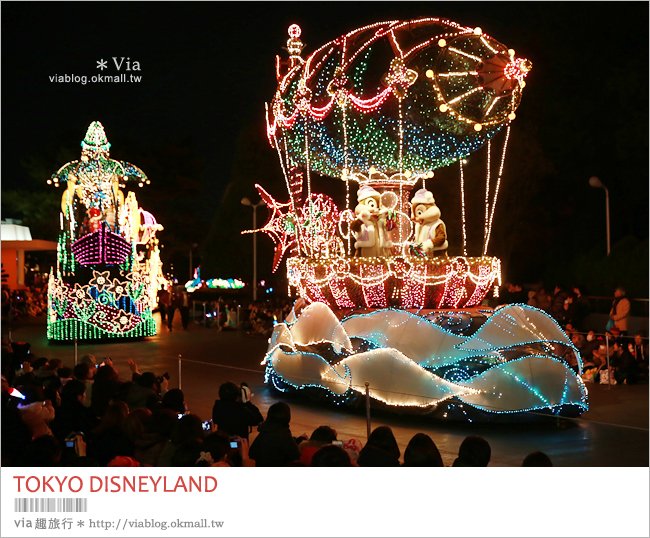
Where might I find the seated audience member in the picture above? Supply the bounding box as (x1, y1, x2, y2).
(13, 359, 42, 388)
(80, 354, 97, 369)
(609, 340, 637, 384)
(91, 364, 123, 417)
(23, 434, 62, 467)
(249, 402, 300, 467)
(581, 331, 601, 368)
(211, 381, 263, 440)
(357, 426, 401, 467)
(201, 432, 232, 467)
(126, 371, 166, 411)
(1, 395, 33, 465)
(632, 332, 649, 380)
(162, 388, 187, 415)
(38, 359, 63, 392)
(312, 444, 354, 467)
(403, 433, 444, 467)
(50, 380, 98, 445)
(134, 409, 178, 466)
(299, 425, 338, 465)
(86, 401, 130, 466)
(107, 456, 140, 467)
(73, 363, 94, 408)
(172, 438, 204, 467)
(16, 385, 56, 439)
(200, 432, 255, 467)
(522, 451, 553, 467)
(57, 366, 73, 388)
(158, 413, 205, 467)
(452, 436, 491, 467)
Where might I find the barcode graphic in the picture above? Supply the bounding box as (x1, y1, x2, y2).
(14, 498, 87, 512)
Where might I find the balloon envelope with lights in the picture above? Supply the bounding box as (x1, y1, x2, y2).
(248, 19, 587, 418)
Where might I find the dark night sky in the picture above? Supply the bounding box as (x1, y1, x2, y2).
(2, 2, 648, 280)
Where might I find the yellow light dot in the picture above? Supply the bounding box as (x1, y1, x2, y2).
(508, 112, 516, 120)
(520, 80, 526, 88)
(508, 49, 515, 57)
(439, 104, 448, 113)
(368, 166, 376, 175)
(47, 179, 52, 185)
(146, 180, 151, 184)
(473, 27, 482, 35)
(438, 39, 446, 48)
(138, 182, 144, 187)
(474, 123, 483, 131)
(427, 171, 434, 178)
(404, 170, 412, 178)
(425, 69, 434, 79)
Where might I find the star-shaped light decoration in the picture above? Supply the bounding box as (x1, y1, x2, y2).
(242, 184, 296, 272)
(68, 283, 91, 306)
(108, 278, 127, 298)
(89, 270, 111, 292)
(112, 310, 134, 331)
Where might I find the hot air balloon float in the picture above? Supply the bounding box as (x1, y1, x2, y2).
(253, 18, 587, 420)
(46, 122, 167, 340)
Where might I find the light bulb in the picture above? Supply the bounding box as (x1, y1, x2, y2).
(438, 39, 446, 47)
(473, 27, 482, 35)
(426, 69, 434, 78)
(474, 123, 483, 131)
(439, 104, 448, 113)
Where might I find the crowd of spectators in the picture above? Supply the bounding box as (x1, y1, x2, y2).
(1, 284, 47, 322)
(497, 282, 648, 385)
(1, 344, 550, 468)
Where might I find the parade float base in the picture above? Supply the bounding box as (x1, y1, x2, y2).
(263, 302, 588, 421)
(287, 255, 501, 310)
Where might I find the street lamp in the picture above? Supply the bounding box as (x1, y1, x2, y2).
(589, 176, 610, 256)
(241, 197, 266, 301)
(189, 243, 198, 280)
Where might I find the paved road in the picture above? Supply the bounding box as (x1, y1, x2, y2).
(4, 315, 648, 466)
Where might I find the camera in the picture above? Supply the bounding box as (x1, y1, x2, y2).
(177, 413, 185, 420)
(202, 419, 212, 431)
(332, 440, 343, 447)
(64, 432, 83, 449)
(229, 436, 239, 449)
(157, 372, 170, 384)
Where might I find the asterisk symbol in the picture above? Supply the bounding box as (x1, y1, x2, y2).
(97, 59, 107, 70)
(77, 521, 85, 528)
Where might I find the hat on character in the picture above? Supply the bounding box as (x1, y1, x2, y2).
(411, 188, 435, 206)
(357, 185, 380, 202)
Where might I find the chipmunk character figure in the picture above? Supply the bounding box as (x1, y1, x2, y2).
(410, 188, 448, 256)
(351, 185, 393, 257)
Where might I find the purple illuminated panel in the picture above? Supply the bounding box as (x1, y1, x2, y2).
(72, 222, 132, 266)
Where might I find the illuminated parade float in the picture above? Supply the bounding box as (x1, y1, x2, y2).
(47, 122, 165, 341)
(253, 19, 588, 419)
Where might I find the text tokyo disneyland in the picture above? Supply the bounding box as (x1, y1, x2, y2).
(48, 73, 142, 84)
(13, 475, 217, 493)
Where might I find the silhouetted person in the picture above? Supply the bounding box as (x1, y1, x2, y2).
(211, 382, 263, 440)
(357, 426, 400, 467)
(403, 433, 444, 467)
(452, 436, 491, 467)
(312, 444, 353, 467)
(249, 402, 300, 467)
(522, 451, 553, 467)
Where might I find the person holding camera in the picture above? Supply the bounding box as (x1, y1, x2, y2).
(125, 358, 169, 411)
(211, 381, 263, 441)
(15, 385, 55, 439)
